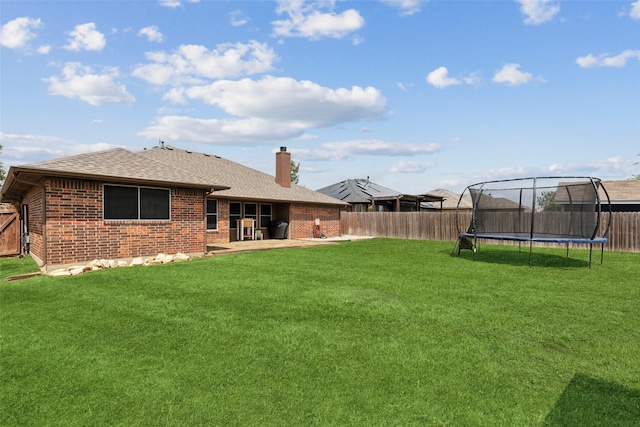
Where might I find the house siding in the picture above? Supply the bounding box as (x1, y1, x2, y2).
(43, 178, 206, 265)
(289, 203, 341, 238)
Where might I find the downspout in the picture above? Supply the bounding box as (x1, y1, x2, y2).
(11, 172, 47, 267)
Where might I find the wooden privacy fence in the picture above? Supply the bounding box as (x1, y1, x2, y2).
(340, 211, 640, 253)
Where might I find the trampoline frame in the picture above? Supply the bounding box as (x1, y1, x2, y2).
(454, 176, 612, 267)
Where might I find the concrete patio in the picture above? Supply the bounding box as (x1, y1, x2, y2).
(206, 235, 373, 255)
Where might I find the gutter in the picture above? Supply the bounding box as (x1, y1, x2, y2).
(10, 172, 47, 267)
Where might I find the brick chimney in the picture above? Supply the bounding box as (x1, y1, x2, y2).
(275, 146, 291, 188)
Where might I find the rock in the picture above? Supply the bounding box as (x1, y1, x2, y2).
(69, 267, 85, 276)
(49, 269, 71, 277)
(174, 252, 190, 261)
(117, 260, 128, 268)
(131, 257, 145, 266)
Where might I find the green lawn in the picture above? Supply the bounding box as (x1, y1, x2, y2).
(1, 239, 639, 426)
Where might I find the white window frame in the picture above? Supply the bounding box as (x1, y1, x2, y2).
(206, 199, 218, 231)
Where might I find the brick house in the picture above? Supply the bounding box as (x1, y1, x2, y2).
(0, 144, 347, 268)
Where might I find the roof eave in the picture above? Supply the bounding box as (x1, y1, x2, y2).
(0, 166, 229, 201)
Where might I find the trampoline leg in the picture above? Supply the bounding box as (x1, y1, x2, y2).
(600, 243, 604, 265)
(473, 236, 477, 261)
(528, 240, 533, 267)
(566, 243, 569, 258)
(588, 244, 593, 269)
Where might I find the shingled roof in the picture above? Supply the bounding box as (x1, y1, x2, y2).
(138, 146, 347, 205)
(602, 180, 640, 204)
(1, 148, 228, 202)
(1, 146, 347, 206)
(427, 188, 473, 210)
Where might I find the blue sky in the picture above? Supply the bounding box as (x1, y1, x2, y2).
(1, 0, 639, 194)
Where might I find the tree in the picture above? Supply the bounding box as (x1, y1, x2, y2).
(537, 190, 561, 211)
(0, 144, 6, 184)
(632, 153, 640, 180)
(290, 160, 300, 185)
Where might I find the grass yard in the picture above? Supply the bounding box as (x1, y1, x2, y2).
(1, 239, 639, 426)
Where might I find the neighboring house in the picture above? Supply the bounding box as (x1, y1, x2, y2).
(601, 180, 640, 212)
(0, 144, 347, 268)
(552, 179, 640, 213)
(317, 178, 443, 212)
(425, 188, 473, 211)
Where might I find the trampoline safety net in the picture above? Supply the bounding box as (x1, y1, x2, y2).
(454, 176, 612, 266)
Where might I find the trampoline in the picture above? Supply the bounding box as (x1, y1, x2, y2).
(453, 176, 612, 267)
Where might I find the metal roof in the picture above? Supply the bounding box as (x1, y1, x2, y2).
(317, 178, 443, 205)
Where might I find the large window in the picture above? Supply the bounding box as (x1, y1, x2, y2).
(206, 199, 218, 230)
(229, 202, 266, 228)
(244, 203, 257, 222)
(104, 185, 170, 220)
(229, 202, 242, 229)
(260, 204, 272, 228)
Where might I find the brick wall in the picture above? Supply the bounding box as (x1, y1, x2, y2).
(206, 198, 231, 244)
(43, 178, 206, 265)
(289, 203, 341, 239)
(23, 185, 44, 263)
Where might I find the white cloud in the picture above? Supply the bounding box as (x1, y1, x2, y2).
(379, 0, 423, 16)
(0, 17, 42, 49)
(132, 41, 277, 86)
(0, 136, 123, 164)
(65, 23, 106, 51)
(323, 140, 440, 157)
(492, 63, 536, 86)
(390, 160, 435, 173)
(426, 67, 461, 89)
(630, 0, 640, 19)
(426, 67, 482, 89)
(230, 10, 249, 27)
(0, 132, 63, 144)
(159, 0, 200, 8)
(45, 62, 136, 106)
(576, 50, 640, 68)
(139, 25, 163, 43)
(468, 156, 637, 185)
(463, 71, 482, 86)
(137, 116, 304, 144)
(516, 0, 560, 25)
(293, 140, 441, 162)
(272, 0, 364, 40)
(547, 157, 636, 178)
(36, 44, 51, 54)
(164, 76, 386, 128)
